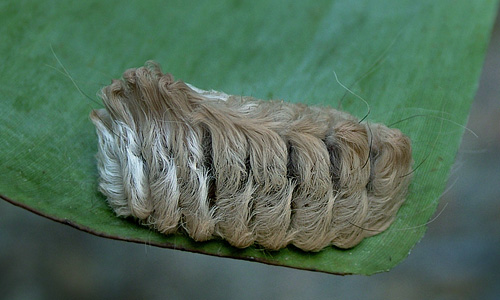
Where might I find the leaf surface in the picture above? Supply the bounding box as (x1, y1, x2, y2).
(0, 0, 497, 274)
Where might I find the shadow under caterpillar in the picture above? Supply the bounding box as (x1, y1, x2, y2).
(90, 61, 413, 252)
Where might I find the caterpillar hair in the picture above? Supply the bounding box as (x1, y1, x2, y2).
(90, 61, 413, 252)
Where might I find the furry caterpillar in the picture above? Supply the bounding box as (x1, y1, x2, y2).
(90, 62, 413, 252)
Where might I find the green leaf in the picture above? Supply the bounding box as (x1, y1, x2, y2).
(1, 0, 497, 275)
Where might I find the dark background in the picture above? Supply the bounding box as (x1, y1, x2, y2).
(1, 10, 499, 300)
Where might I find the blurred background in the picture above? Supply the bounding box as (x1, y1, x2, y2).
(1, 9, 499, 300)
